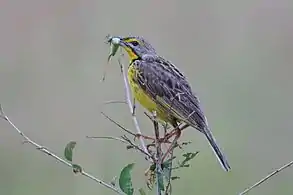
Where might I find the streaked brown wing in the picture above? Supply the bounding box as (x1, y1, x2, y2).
(132, 55, 207, 131)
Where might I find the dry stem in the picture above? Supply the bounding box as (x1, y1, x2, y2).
(0, 104, 124, 195)
(118, 58, 150, 158)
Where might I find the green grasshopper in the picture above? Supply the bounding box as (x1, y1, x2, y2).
(107, 36, 120, 62)
(102, 36, 121, 81)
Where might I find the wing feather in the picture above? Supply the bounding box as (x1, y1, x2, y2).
(133, 56, 207, 131)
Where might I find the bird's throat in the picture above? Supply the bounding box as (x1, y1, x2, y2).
(123, 46, 139, 62)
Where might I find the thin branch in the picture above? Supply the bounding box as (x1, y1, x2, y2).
(86, 135, 153, 160)
(86, 136, 129, 144)
(101, 112, 136, 137)
(0, 104, 124, 195)
(118, 59, 150, 158)
(239, 160, 293, 195)
(100, 112, 154, 160)
(121, 135, 154, 160)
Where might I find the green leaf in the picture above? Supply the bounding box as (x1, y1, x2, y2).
(119, 163, 135, 195)
(64, 141, 77, 162)
(149, 164, 156, 172)
(180, 152, 199, 167)
(72, 164, 82, 174)
(181, 141, 192, 146)
(138, 188, 146, 195)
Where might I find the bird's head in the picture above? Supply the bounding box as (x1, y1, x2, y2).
(108, 36, 156, 61)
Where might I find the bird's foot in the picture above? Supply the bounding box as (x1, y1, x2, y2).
(161, 130, 182, 162)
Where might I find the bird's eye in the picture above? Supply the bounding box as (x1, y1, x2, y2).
(130, 41, 139, 46)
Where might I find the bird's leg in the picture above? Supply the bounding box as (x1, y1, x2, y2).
(163, 129, 177, 140)
(163, 124, 189, 142)
(162, 124, 179, 142)
(161, 129, 181, 162)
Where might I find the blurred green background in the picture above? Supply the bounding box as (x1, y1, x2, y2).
(1, 1, 293, 194)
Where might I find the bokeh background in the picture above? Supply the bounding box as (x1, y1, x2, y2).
(1, 1, 293, 194)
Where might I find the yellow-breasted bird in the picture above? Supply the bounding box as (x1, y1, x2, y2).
(109, 36, 231, 172)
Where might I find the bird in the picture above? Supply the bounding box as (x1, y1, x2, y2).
(110, 36, 231, 172)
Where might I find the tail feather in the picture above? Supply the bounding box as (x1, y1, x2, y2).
(204, 129, 231, 171)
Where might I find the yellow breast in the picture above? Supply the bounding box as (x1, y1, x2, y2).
(127, 64, 167, 121)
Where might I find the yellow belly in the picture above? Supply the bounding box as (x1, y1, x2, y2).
(127, 64, 167, 122)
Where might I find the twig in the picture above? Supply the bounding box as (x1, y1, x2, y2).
(118, 58, 150, 158)
(0, 104, 124, 195)
(121, 135, 154, 160)
(100, 112, 154, 161)
(101, 112, 136, 137)
(239, 160, 293, 195)
(86, 136, 129, 144)
(86, 135, 153, 160)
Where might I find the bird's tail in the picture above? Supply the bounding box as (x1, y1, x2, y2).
(204, 129, 231, 171)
